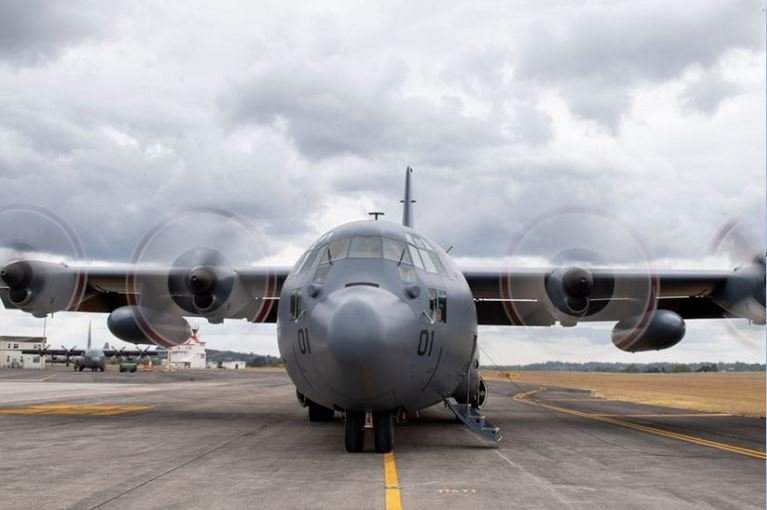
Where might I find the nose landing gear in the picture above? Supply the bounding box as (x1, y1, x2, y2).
(345, 411, 366, 452)
(373, 411, 394, 453)
(344, 409, 395, 453)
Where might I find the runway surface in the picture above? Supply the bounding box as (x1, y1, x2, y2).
(0, 367, 762, 509)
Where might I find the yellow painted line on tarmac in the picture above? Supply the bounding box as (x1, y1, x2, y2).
(515, 389, 765, 460)
(39, 374, 57, 382)
(0, 404, 152, 416)
(593, 413, 732, 418)
(384, 451, 403, 510)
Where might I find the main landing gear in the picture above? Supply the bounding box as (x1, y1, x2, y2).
(344, 410, 394, 453)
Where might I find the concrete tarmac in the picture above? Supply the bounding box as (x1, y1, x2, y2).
(0, 367, 762, 509)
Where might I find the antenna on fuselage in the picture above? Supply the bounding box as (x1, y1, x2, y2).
(401, 166, 415, 228)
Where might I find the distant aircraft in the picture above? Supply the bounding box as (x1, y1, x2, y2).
(22, 322, 161, 372)
(1, 169, 764, 452)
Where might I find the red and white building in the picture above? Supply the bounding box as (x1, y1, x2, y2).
(169, 327, 206, 369)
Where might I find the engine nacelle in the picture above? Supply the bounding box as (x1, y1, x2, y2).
(107, 305, 191, 346)
(168, 248, 251, 323)
(712, 257, 766, 324)
(612, 309, 686, 352)
(0, 260, 80, 318)
(545, 267, 594, 324)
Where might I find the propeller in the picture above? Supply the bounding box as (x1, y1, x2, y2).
(0, 205, 86, 317)
(500, 208, 656, 340)
(710, 217, 766, 347)
(60, 345, 78, 366)
(127, 208, 272, 346)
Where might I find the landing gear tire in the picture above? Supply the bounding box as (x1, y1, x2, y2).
(345, 411, 365, 453)
(373, 411, 394, 453)
(308, 402, 335, 422)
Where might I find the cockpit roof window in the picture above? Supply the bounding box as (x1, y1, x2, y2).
(348, 236, 382, 258)
(412, 235, 428, 249)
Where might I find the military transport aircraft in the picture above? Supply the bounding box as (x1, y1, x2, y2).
(22, 322, 160, 372)
(0, 168, 764, 452)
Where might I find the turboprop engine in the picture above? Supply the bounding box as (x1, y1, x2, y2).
(167, 248, 251, 323)
(545, 266, 594, 325)
(712, 255, 766, 325)
(107, 305, 191, 346)
(0, 260, 81, 318)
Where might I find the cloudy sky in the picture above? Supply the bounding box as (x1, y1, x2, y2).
(0, 0, 764, 364)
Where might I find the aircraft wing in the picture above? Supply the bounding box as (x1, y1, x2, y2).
(20, 348, 85, 357)
(463, 263, 765, 327)
(102, 349, 163, 357)
(0, 263, 290, 323)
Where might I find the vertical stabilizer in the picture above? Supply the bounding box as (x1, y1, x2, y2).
(401, 167, 415, 228)
(87, 321, 92, 350)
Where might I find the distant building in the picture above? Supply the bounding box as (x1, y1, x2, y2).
(168, 328, 206, 369)
(0, 336, 46, 369)
(216, 361, 247, 370)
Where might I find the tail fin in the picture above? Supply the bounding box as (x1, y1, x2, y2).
(401, 166, 415, 228)
(87, 321, 92, 350)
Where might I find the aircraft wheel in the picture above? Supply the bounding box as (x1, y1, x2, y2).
(308, 401, 335, 422)
(78, 366, 84, 372)
(373, 411, 394, 453)
(344, 411, 365, 453)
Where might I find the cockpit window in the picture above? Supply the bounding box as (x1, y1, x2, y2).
(407, 244, 424, 269)
(419, 248, 438, 273)
(318, 237, 350, 265)
(300, 232, 453, 279)
(426, 250, 449, 277)
(348, 236, 382, 258)
(294, 246, 319, 274)
(382, 237, 405, 261)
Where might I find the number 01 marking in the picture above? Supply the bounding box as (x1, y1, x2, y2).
(417, 329, 434, 356)
(298, 328, 311, 354)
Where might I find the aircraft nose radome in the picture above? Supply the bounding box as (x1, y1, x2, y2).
(316, 285, 414, 370)
(326, 296, 386, 365)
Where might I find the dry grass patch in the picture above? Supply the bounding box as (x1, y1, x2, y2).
(484, 371, 765, 418)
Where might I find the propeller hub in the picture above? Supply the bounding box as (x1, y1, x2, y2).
(563, 267, 593, 298)
(1, 261, 32, 289)
(188, 266, 217, 295)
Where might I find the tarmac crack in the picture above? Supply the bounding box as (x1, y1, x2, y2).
(493, 448, 580, 510)
(86, 424, 267, 510)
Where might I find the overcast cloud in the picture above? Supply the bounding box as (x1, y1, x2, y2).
(0, 0, 763, 363)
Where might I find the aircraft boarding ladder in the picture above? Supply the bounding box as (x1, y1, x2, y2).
(445, 398, 502, 443)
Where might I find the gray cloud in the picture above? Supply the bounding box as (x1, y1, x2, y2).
(0, 0, 111, 65)
(680, 69, 744, 115)
(513, 0, 762, 131)
(225, 57, 509, 164)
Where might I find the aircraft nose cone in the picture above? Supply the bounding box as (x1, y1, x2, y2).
(326, 293, 386, 365)
(310, 285, 415, 408)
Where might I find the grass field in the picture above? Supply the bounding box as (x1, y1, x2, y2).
(484, 371, 766, 418)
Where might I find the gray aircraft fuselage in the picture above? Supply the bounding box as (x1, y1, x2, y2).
(74, 349, 106, 371)
(277, 220, 478, 413)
